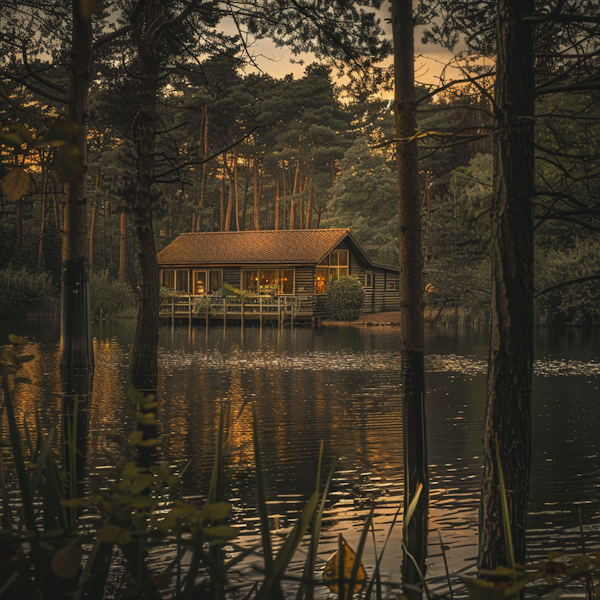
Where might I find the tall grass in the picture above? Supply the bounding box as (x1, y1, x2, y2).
(0, 267, 58, 317)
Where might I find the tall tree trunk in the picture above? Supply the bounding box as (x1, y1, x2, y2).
(119, 212, 127, 284)
(130, 41, 160, 389)
(89, 201, 97, 269)
(253, 156, 260, 230)
(37, 168, 49, 273)
(16, 201, 22, 248)
(224, 154, 233, 232)
(289, 198, 295, 230)
(196, 104, 209, 232)
(102, 201, 107, 270)
(220, 163, 225, 231)
(274, 173, 280, 230)
(305, 187, 312, 230)
(60, 0, 94, 389)
(234, 150, 240, 231)
(391, 0, 428, 596)
(478, 0, 535, 571)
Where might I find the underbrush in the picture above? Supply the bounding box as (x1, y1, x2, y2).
(0, 267, 58, 316)
(89, 270, 137, 321)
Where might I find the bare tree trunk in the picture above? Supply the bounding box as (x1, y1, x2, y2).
(234, 149, 240, 231)
(253, 156, 260, 230)
(305, 187, 312, 230)
(289, 198, 295, 230)
(478, 0, 535, 572)
(391, 0, 428, 596)
(129, 19, 160, 389)
(220, 162, 225, 231)
(37, 168, 49, 273)
(89, 201, 97, 269)
(102, 202, 107, 270)
(60, 0, 94, 388)
(196, 104, 209, 232)
(224, 154, 233, 231)
(274, 173, 280, 230)
(16, 201, 22, 248)
(119, 212, 126, 284)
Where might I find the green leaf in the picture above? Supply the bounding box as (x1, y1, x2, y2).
(50, 145, 85, 183)
(204, 525, 239, 540)
(0, 131, 26, 148)
(1, 168, 31, 202)
(462, 578, 506, 600)
(39, 117, 80, 144)
(201, 502, 231, 521)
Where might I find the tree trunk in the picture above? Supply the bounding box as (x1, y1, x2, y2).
(60, 0, 94, 387)
(234, 150, 240, 231)
(196, 104, 209, 232)
(37, 168, 49, 273)
(16, 201, 22, 248)
(253, 156, 260, 230)
(224, 155, 233, 232)
(89, 201, 97, 269)
(130, 40, 160, 390)
(289, 198, 295, 230)
(119, 212, 127, 284)
(220, 163, 225, 231)
(391, 0, 428, 596)
(478, 0, 535, 571)
(274, 173, 280, 230)
(305, 187, 312, 229)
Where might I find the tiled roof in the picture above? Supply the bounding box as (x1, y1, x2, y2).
(156, 229, 352, 266)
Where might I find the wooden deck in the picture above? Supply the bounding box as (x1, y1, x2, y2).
(159, 294, 315, 326)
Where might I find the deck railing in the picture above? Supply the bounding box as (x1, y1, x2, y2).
(159, 294, 314, 324)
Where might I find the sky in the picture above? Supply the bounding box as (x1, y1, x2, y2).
(234, 5, 457, 90)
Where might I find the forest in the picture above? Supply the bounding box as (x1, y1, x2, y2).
(1, 1, 600, 599)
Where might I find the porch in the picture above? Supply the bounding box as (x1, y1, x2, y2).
(159, 294, 315, 326)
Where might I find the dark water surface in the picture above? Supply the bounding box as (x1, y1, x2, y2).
(1, 319, 599, 593)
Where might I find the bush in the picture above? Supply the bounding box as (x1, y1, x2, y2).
(326, 275, 365, 320)
(89, 270, 136, 320)
(0, 267, 58, 316)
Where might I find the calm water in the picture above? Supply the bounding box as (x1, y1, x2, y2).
(1, 319, 600, 594)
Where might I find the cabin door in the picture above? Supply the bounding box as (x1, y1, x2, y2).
(193, 270, 207, 295)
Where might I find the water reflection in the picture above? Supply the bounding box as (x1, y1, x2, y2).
(1, 320, 599, 592)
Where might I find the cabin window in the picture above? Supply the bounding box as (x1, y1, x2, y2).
(162, 270, 174, 289)
(242, 269, 295, 295)
(161, 269, 189, 292)
(365, 271, 373, 288)
(315, 250, 349, 294)
(386, 280, 397, 291)
(176, 271, 189, 292)
(193, 270, 222, 295)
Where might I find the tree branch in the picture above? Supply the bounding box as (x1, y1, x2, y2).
(534, 274, 600, 298)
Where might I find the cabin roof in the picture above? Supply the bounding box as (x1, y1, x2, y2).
(157, 229, 398, 271)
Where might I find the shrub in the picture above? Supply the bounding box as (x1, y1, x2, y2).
(89, 270, 136, 320)
(326, 275, 365, 321)
(0, 267, 58, 316)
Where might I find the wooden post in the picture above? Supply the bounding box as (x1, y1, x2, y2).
(278, 296, 281, 326)
(241, 298, 244, 328)
(223, 297, 227, 328)
(259, 296, 263, 327)
(206, 297, 209, 328)
(171, 296, 174, 322)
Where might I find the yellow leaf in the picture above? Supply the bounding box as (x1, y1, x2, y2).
(322, 537, 366, 595)
(51, 546, 82, 579)
(97, 524, 122, 543)
(8, 334, 28, 345)
(1, 168, 31, 202)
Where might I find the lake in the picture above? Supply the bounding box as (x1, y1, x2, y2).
(1, 319, 599, 595)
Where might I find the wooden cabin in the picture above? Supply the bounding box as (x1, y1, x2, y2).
(156, 229, 400, 321)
